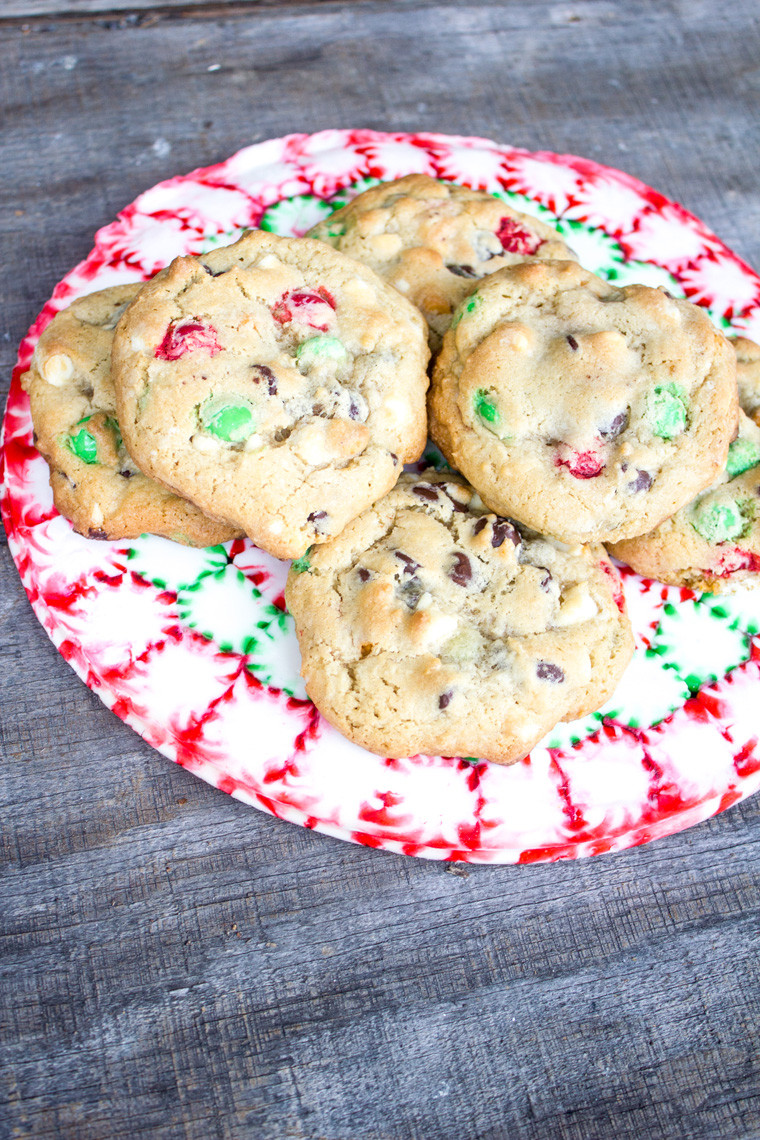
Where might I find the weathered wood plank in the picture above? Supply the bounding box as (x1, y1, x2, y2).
(2, 2, 760, 1138)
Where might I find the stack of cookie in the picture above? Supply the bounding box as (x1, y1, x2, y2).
(24, 173, 757, 764)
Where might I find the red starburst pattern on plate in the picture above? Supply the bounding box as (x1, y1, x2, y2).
(4, 130, 760, 863)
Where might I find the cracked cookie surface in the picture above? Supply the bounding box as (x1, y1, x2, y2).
(285, 470, 633, 764)
(23, 285, 241, 545)
(429, 260, 738, 544)
(732, 334, 760, 425)
(609, 410, 760, 592)
(307, 174, 573, 348)
(112, 230, 430, 560)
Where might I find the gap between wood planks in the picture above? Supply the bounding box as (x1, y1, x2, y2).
(1, 0, 396, 30)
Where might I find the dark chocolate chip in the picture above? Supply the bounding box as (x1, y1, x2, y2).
(628, 469, 653, 493)
(400, 577, 423, 609)
(536, 661, 564, 683)
(251, 364, 277, 395)
(312, 403, 325, 416)
(662, 289, 674, 299)
(412, 483, 440, 502)
(491, 518, 521, 548)
(567, 334, 579, 351)
(202, 263, 227, 278)
(88, 527, 108, 540)
(441, 486, 468, 513)
(449, 552, 472, 587)
(390, 453, 399, 465)
(473, 517, 488, 535)
(539, 570, 552, 591)
(600, 410, 629, 440)
(357, 568, 370, 582)
(308, 510, 328, 523)
(274, 426, 292, 442)
(348, 396, 361, 420)
(119, 469, 133, 479)
(446, 264, 479, 278)
(395, 551, 420, 575)
(438, 690, 453, 710)
(32, 431, 38, 444)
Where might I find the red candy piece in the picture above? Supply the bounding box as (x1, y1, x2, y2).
(272, 287, 336, 330)
(496, 216, 540, 255)
(555, 446, 605, 479)
(713, 549, 760, 578)
(156, 320, 222, 361)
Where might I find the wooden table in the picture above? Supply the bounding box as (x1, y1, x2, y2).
(2, 2, 760, 1137)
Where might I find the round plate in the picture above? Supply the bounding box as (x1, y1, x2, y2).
(4, 129, 760, 863)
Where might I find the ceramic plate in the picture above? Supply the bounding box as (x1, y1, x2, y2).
(4, 129, 760, 863)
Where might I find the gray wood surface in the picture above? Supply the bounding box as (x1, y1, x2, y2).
(2, 2, 760, 1137)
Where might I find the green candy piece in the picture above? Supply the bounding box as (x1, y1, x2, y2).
(647, 383, 688, 439)
(105, 415, 123, 451)
(66, 426, 98, 464)
(474, 389, 500, 426)
(291, 548, 313, 574)
(296, 336, 347, 368)
(200, 395, 255, 443)
(727, 436, 760, 478)
(451, 293, 482, 328)
(691, 500, 745, 543)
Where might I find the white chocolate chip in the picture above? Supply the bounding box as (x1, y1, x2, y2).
(267, 518, 284, 536)
(342, 279, 377, 304)
(370, 233, 403, 256)
(555, 582, 599, 626)
(292, 422, 333, 466)
(192, 433, 223, 453)
(42, 353, 74, 386)
(90, 504, 104, 527)
(382, 397, 411, 428)
(257, 254, 284, 270)
(420, 610, 459, 649)
(395, 278, 411, 294)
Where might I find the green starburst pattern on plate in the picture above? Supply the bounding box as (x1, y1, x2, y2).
(421, 442, 451, 471)
(553, 218, 627, 276)
(603, 258, 686, 294)
(259, 194, 335, 237)
(491, 188, 559, 226)
(328, 177, 382, 210)
(698, 589, 760, 637)
(648, 598, 751, 693)
(541, 647, 691, 749)
(126, 535, 230, 594)
(176, 563, 306, 696)
(200, 228, 246, 253)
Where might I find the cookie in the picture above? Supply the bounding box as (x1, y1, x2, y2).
(22, 286, 241, 546)
(608, 410, 760, 591)
(285, 470, 634, 764)
(429, 259, 738, 545)
(112, 230, 430, 560)
(732, 334, 760, 425)
(307, 174, 574, 348)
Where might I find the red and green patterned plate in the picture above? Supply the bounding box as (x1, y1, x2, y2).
(4, 130, 760, 862)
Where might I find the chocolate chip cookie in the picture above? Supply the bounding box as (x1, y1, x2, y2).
(23, 285, 241, 545)
(429, 259, 738, 545)
(609, 410, 760, 591)
(307, 174, 574, 348)
(111, 231, 430, 560)
(285, 470, 634, 763)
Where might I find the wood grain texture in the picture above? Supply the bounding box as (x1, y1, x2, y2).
(2, 2, 760, 1137)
